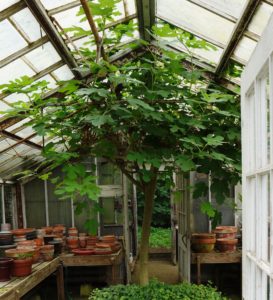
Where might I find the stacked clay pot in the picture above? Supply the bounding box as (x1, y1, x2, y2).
(191, 233, 216, 253)
(214, 226, 238, 252)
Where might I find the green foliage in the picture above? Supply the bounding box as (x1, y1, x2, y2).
(137, 176, 171, 228)
(89, 279, 227, 300)
(138, 227, 171, 248)
(0, 0, 241, 233)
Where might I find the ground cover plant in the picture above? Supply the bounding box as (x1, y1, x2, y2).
(89, 279, 227, 300)
(0, 0, 241, 285)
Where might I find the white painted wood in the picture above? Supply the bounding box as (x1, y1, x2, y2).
(70, 197, 75, 227)
(95, 157, 101, 237)
(242, 13, 273, 300)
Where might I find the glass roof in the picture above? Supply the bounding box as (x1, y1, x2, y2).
(0, 0, 272, 179)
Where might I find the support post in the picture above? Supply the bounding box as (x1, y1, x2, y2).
(44, 180, 49, 226)
(123, 174, 131, 283)
(1, 184, 5, 224)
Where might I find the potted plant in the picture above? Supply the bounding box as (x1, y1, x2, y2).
(0, 257, 13, 281)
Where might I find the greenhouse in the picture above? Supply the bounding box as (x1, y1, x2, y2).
(0, 0, 272, 299)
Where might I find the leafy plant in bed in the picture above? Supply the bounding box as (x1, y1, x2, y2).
(88, 279, 227, 300)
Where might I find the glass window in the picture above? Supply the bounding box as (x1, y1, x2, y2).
(11, 8, 45, 42)
(0, 20, 28, 60)
(156, 0, 234, 47)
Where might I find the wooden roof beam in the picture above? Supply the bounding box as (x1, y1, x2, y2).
(0, 132, 39, 155)
(215, 0, 262, 76)
(24, 0, 82, 79)
(0, 0, 26, 22)
(0, 130, 42, 150)
(136, 0, 155, 41)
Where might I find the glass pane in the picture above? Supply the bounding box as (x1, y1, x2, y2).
(24, 42, 61, 72)
(36, 74, 58, 89)
(156, 0, 234, 46)
(40, 0, 76, 10)
(51, 65, 74, 81)
(0, 19, 28, 60)
(165, 38, 223, 65)
(248, 3, 273, 37)
(0, 0, 19, 12)
(4, 93, 29, 104)
(0, 59, 35, 85)
(196, 0, 246, 19)
(233, 36, 257, 64)
(11, 8, 45, 42)
(24, 178, 46, 228)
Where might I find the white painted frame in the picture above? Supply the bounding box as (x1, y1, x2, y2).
(242, 13, 273, 300)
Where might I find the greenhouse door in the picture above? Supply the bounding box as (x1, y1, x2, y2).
(175, 173, 190, 282)
(241, 14, 273, 300)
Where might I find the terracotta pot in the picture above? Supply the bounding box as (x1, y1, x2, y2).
(68, 227, 78, 237)
(12, 228, 35, 236)
(32, 247, 41, 263)
(34, 238, 43, 247)
(191, 233, 216, 240)
(5, 248, 34, 260)
(216, 238, 238, 252)
(213, 226, 237, 239)
(79, 237, 87, 248)
(0, 257, 13, 281)
(40, 245, 54, 261)
(67, 237, 79, 251)
(42, 226, 53, 235)
(17, 240, 35, 248)
(191, 238, 216, 253)
(11, 258, 32, 277)
(0, 232, 13, 246)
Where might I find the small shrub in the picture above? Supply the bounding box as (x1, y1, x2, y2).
(89, 279, 227, 300)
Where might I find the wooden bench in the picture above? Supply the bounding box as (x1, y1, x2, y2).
(191, 250, 242, 285)
(0, 257, 65, 300)
(60, 249, 124, 285)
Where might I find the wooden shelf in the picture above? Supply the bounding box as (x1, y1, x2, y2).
(0, 257, 64, 300)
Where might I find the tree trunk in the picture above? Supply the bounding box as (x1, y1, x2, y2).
(138, 171, 158, 285)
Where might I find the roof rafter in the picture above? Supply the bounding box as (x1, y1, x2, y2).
(48, 1, 80, 16)
(0, 132, 38, 155)
(0, 130, 42, 150)
(215, 0, 262, 76)
(0, 0, 26, 22)
(0, 36, 49, 69)
(136, 0, 155, 41)
(24, 0, 82, 79)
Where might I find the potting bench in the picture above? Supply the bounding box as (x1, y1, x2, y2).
(0, 257, 64, 300)
(60, 249, 124, 285)
(191, 250, 242, 285)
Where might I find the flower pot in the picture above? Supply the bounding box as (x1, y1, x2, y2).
(191, 233, 216, 240)
(213, 226, 237, 239)
(11, 258, 32, 277)
(42, 226, 53, 235)
(0, 257, 13, 281)
(0, 232, 13, 246)
(68, 227, 78, 237)
(67, 237, 79, 251)
(40, 245, 54, 261)
(5, 248, 34, 260)
(216, 238, 238, 252)
(48, 240, 63, 256)
(101, 235, 116, 243)
(79, 237, 87, 248)
(191, 238, 216, 253)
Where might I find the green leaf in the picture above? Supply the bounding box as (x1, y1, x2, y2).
(175, 155, 195, 172)
(203, 134, 224, 146)
(127, 99, 154, 111)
